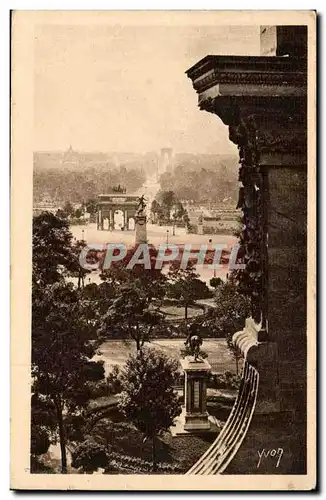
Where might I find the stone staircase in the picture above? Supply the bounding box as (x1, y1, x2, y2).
(186, 361, 259, 475)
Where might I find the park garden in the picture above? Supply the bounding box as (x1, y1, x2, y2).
(31, 212, 250, 474)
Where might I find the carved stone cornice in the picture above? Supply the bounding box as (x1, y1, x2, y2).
(186, 55, 307, 94)
(186, 55, 307, 159)
(197, 97, 306, 162)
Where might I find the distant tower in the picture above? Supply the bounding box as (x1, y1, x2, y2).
(159, 148, 174, 174)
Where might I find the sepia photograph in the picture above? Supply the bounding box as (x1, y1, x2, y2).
(10, 10, 316, 490)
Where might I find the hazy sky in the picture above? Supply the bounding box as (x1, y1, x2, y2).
(34, 24, 260, 154)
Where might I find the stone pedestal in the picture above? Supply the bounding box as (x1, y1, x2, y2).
(135, 213, 147, 244)
(180, 357, 211, 432)
(198, 223, 204, 235)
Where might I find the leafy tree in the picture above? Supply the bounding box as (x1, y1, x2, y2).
(167, 261, 211, 319)
(33, 212, 92, 290)
(31, 427, 51, 457)
(56, 208, 67, 219)
(85, 198, 97, 215)
(226, 333, 243, 376)
(156, 190, 176, 220)
(106, 365, 123, 395)
(32, 212, 76, 286)
(173, 201, 186, 219)
(30, 393, 57, 457)
(74, 207, 83, 219)
(197, 275, 251, 374)
(183, 212, 190, 230)
(157, 190, 175, 211)
(118, 348, 181, 470)
(150, 199, 163, 223)
(213, 275, 251, 334)
(99, 246, 167, 350)
(209, 277, 224, 289)
(63, 201, 74, 218)
(70, 238, 91, 290)
(32, 281, 105, 473)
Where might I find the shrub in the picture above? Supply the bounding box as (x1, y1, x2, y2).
(106, 365, 123, 395)
(71, 438, 109, 473)
(208, 371, 241, 391)
(118, 348, 181, 470)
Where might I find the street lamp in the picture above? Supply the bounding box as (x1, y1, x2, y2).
(172, 214, 176, 236)
(166, 229, 169, 245)
(208, 238, 216, 277)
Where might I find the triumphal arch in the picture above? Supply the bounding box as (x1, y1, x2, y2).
(185, 25, 311, 475)
(97, 194, 139, 231)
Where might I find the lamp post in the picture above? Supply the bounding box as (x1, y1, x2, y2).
(208, 238, 216, 278)
(166, 229, 169, 245)
(82, 229, 85, 241)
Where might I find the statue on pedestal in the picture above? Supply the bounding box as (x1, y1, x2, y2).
(136, 194, 147, 216)
(135, 194, 148, 244)
(184, 324, 203, 362)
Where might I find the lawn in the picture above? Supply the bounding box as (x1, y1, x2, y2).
(94, 338, 237, 376)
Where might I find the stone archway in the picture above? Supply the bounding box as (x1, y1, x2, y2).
(97, 194, 139, 231)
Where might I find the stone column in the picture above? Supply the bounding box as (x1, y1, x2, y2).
(180, 357, 211, 432)
(135, 212, 147, 244)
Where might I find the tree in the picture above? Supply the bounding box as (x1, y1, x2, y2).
(150, 200, 163, 224)
(32, 281, 105, 473)
(56, 208, 67, 219)
(32, 212, 76, 286)
(30, 394, 57, 458)
(226, 332, 242, 376)
(85, 198, 97, 215)
(99, 246, 167, 350)
(197, 275, 251, 374)
(167, 261, 211, 319)
(63, 201, 74, 218)
(74, 207, 83, 219)
(183, 212, 190, 230)
(118, 348, 181, 470)
(156, 190, 176, 219)
(209, 277, 224, 289)
(173, 201, 186, 219)
(33, 212, 92, 290)
(70, 238, 91, 290)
